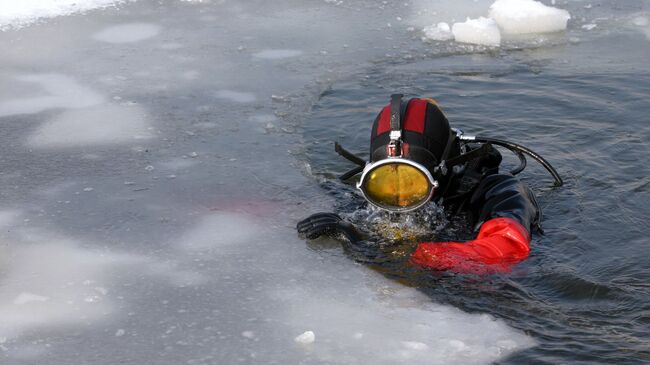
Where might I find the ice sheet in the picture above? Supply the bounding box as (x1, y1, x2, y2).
(273, 261, 535, 365)
(0, 0, 557, 363)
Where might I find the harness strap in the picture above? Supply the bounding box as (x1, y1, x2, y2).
(445, 143, 493, 169)
(390, 94, 403, 132)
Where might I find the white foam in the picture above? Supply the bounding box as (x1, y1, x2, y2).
(215, 90, 257, 103)
(252, 49, 303, 59)
(452, 17, 501, 46)
(423, 22, 454, 41)
(0, 0, 126, 30)
(27, 104, 151, 148)
(0, 74, 103, 118)
(93, 23, 161, 43)
(488, 0, 570, 35)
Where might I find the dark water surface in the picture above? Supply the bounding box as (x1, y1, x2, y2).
(300, 43, 650, 364)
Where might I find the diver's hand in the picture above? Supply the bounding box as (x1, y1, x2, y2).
(297, 212, 366, 243)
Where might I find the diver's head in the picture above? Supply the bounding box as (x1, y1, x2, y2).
(357, 94, 458, 212)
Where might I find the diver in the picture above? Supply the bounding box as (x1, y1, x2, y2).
(297, 94, 563, 273)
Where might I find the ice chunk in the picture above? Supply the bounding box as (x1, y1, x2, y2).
(452, 17, 501, 46)
(488, 0, 570, 34)
(294, 331, 315, 344)
(92, 23, 161, 43)
(27, 104, 152, 148)
(423, 22, 454, 41)
(252, 49, 303, 59)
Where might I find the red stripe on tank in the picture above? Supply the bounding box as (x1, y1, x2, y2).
(403, 99, 426, 133)
(376, 104, 391, 136)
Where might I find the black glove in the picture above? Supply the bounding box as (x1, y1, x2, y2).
(296, 212, 366, 243)
(297, 213, 392, 264)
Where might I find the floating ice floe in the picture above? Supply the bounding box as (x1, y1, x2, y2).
(421, 0, 570, 46)
(452, 17, 501, 47)
(423, 22, 454, 41)
(488, 0, 570, 35)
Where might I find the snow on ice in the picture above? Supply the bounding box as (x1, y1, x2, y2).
(0, 0, 126, 29)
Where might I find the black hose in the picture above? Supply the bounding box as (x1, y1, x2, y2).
(473, 136, 563, 187)
(340, 165, 364, 181)
(335, 142, 366, 167)
(510, 150, 527, 175)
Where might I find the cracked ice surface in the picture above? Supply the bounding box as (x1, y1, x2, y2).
(0, 0, 547, 363)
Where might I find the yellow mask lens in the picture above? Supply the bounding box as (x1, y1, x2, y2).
(362, 162, 431, 208)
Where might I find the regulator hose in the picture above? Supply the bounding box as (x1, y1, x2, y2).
(471, 136, 563, 187)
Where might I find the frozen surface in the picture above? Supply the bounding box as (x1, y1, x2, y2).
(489, 0, 570, 35)
(274, 268, 535, 364)
(452, 17, 501, 46)
(0, 0, 647, 364)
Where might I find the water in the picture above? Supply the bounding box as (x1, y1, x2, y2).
(0, 0, 649, 364)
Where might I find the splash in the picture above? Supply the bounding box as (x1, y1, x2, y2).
(344, 202, 448, 242)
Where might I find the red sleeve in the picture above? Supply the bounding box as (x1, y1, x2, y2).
(410, 217, 531, 274)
